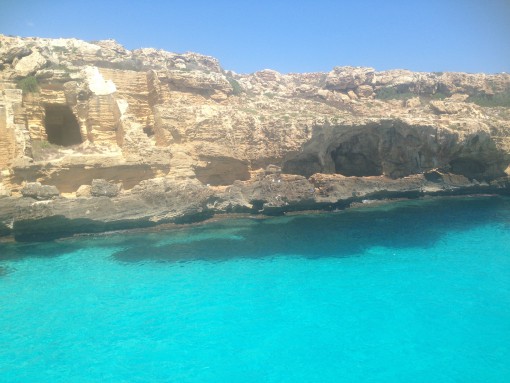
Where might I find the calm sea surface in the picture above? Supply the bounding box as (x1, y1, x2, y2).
(1, 196, 510, 382)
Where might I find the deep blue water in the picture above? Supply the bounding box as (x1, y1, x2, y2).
(1, 196, 510, 383)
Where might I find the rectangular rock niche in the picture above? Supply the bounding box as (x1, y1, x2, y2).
(44, 104, 83, 146)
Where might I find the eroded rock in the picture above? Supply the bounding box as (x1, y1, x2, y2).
(0, 34, 509, 240)
(14, 50, 47, 77)
(21, 182, 60, 200)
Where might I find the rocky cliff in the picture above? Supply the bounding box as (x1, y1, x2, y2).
(1, 35, 510, 240)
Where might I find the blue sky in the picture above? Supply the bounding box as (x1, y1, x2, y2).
(1, 0, 509, 74)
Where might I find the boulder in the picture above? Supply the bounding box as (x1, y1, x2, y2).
(1, 46, 32, 64)
(76, 185, 91, 198)
(21, 182, 60, 200)
(90, 179, 120, 197)
(14, 50, 47, 77)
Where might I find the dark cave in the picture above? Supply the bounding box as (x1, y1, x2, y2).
(330, 135, 383, 177)
(449, 157, 486, 179)
(281, 154, 323, 178)
(44, 104, 83, 146)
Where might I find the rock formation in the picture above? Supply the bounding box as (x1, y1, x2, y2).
(1, 35, 509, 240)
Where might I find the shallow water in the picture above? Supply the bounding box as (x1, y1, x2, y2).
(1, 196, 510, 382)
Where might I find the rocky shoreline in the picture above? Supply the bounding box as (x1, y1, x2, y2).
(2, 170, 509, 242)
(1, 35, 510, 241)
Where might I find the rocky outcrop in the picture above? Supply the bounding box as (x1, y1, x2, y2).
(326, 66, 375, 91)
(5, 170, 509, 241)
(13, 50, 47, 77)
(1, 34, 509, 240)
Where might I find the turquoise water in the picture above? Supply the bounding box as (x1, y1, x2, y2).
(1, 196, 510, 383)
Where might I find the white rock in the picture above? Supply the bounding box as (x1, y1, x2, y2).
(116, 99, 129, 118)
(83, 66, 116, 95)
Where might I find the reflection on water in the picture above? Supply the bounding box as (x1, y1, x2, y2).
(110, 196, 509, 262)
(0, 196, 508, 264)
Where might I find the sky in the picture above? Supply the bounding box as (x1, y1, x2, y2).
(1, 0, 509, 74)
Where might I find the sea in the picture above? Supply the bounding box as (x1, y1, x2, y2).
(1, 195, 509, 383)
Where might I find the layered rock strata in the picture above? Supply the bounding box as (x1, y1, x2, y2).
(1, 35, 509, 240)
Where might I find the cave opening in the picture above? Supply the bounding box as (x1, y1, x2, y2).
(44, 104, 83, 146)
(449, 157, 486, 179)
(330, 135, 383, 177)
(282, 154, 323, 178)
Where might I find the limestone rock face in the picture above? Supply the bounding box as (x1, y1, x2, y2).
(282, 120, 508, 180)
(84, 66, 117, 95)
(165, 70, 232, 93)
(0, 34, 510, 240)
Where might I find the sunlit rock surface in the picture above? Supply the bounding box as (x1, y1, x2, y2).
(1, 34, 510, 240)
